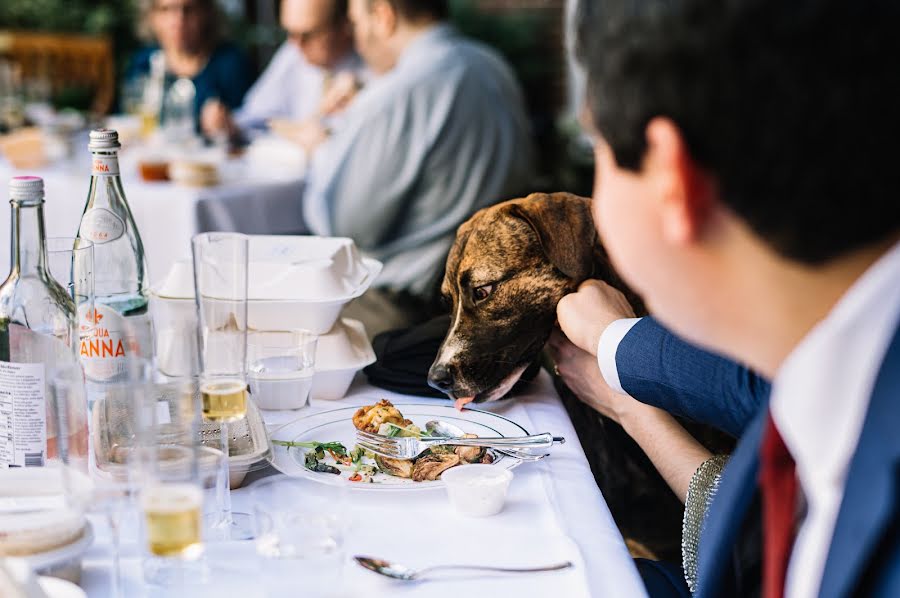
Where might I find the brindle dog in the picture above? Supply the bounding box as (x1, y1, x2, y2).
(428, 191, 727, 560)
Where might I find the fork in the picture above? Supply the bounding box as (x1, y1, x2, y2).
(355, 430, 564, 459)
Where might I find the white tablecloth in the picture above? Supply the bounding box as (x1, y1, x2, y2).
(77, 372, 646, 598)
(0, 157, 306, 286)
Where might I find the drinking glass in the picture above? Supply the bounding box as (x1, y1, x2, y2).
(191, 232, 253, 540)
(250, 476, 349, 597)
(138, 442, 224, 589)
(46, 237, 94, 345)
(48, 364, 91, 477)
(85, 356, 154, 598)
(247, 330, 317, 411)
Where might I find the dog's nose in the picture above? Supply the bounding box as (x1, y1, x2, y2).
(427, 363, 456, 393)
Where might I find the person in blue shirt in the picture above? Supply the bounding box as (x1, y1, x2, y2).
(127, 0, 252, 132)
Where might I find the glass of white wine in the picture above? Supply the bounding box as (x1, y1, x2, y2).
(139, 444, 222, 589)
(191, 232, 253, 540)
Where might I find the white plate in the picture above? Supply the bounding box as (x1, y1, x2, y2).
(24, 521, 94, 572)
(269, 402, 528, 491)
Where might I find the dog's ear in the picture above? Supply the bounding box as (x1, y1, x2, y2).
(505, 192, 597, 281)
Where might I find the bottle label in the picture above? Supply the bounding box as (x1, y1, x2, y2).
(79, 304, 153, 382)
(0, 361, 47, 468)
(92, 156, 120, 176)
(79, 207, 125, 244)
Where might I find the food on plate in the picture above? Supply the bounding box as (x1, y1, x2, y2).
(454, 434, 489, 463)
(270, 440, 350, 474)
(374, 455, 415, 479)
(352, 399, 412, 433)
(411, 453, 461, 481)
(278, 400, 495, 484)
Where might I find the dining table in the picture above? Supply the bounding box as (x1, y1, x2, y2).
(76, 370, 647, 598)
(0, 148, 307, 285)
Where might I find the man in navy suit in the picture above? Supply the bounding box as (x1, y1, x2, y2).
(554, 0, 900, 596)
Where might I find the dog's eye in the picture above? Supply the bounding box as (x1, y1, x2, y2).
(472, 284, 494, 303)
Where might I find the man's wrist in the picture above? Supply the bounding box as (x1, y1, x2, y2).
(596, 317, 642, 394)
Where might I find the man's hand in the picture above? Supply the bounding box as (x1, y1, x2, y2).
(319, 72, 360, 116)
(547, 329, 636, 424)
(556, 279, 636, 356)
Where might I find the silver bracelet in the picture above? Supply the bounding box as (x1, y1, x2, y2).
(682, 454, 729, 594)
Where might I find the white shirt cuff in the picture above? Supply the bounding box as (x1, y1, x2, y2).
(596, 318, 642, 394)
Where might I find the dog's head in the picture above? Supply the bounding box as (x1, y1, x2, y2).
(428, 192, 622, 405)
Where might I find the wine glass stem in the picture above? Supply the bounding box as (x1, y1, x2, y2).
(219, 420, 233, 532)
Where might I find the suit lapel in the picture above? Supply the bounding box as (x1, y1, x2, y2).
(696, 408, 768, 597)
(818, 323, 900, 597)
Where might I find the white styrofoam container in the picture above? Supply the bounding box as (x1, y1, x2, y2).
(154, 236, 382, 335)
(310, 318, 376, 401)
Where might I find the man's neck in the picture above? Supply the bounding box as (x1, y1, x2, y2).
(733, 235, 899, 379)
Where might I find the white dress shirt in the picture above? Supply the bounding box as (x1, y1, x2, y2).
(235, 42, 366, 129)
(596, 317, 641, 394)
(596, 241, 900, 597)
(771, 240, 900, 598)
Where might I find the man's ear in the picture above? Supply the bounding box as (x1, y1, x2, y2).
(505, 192, 597, 281)
(644, 117, 715, 244)
(372, 0, 397, 36)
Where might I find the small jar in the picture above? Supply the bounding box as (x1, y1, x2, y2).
(442, 465, 514, 517)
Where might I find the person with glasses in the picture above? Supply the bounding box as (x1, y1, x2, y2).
(200, 0, 367, 148)
(128, 0, 252, 134)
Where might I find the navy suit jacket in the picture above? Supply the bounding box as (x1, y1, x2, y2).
(617, 317, 900, 597)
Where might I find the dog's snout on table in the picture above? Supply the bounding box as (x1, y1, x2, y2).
(427, 362, 456, 393)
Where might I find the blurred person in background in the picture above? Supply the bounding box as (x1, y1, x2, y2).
(128, 0, 252, 135)
(303, 0, 534, 336)
(200, 0, 366, 148)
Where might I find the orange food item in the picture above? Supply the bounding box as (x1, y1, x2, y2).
(138, 160, 169, 181)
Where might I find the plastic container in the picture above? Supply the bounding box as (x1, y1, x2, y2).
(311, 318, 376, 401)
(441, 465, 514, 517)
(152, 236, 383, 336)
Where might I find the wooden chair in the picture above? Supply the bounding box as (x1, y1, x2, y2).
(0, 30, 115, 115)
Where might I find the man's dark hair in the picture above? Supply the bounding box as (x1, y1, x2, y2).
(576, 0, 900, 264)
(376, 0, 449, 22)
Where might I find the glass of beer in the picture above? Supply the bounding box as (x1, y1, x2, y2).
(191, 232, 253, 540)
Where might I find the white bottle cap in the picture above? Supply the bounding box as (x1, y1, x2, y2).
(8, 176, 44, 205)
(88, 128, 121, 151)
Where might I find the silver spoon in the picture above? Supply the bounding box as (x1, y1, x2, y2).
(425, 420, 550, 461)
(354, 556, 573, 581)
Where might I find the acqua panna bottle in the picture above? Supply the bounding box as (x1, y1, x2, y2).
(76, 129, 153, 385)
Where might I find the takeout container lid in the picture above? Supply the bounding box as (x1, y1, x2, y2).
(152, 236, 382, 335)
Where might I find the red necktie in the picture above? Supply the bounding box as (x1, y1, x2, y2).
(759, 413, 799, 598)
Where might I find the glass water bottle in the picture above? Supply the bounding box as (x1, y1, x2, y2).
(76, 129, 153, 387)
(0, 176, 86, 467)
